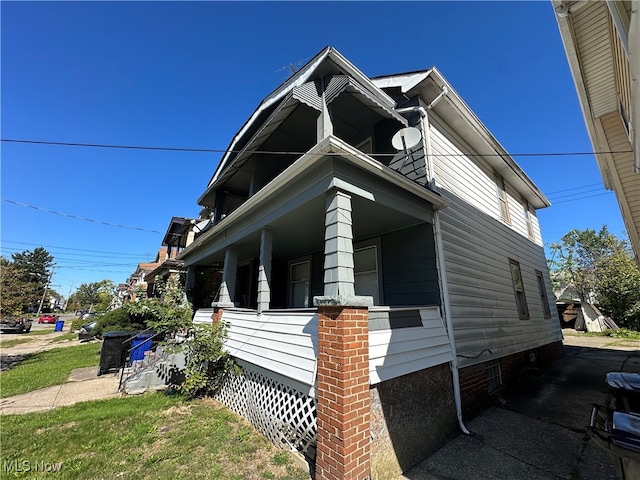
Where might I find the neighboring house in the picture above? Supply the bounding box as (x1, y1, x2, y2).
(110, 283, 130, 310)
(553, 0, 640, 262)
(179, 47, 562, 480)
(126, 248, 169, 301)
(144, 217, 194, 297)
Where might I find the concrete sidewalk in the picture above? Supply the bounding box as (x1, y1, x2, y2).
(0, 366, 122, 415)
(398, 335, 640, 480)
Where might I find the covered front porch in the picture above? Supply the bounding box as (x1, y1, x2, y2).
(181, 135, 446, 313)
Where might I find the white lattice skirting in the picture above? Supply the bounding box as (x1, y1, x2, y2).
(215, 367, 317, 457)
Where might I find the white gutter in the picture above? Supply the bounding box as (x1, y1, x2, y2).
(397, 91, 470, 435)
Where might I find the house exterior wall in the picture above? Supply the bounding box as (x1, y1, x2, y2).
(381, 224, 440, 306)
(429, 118, 543, 245)
(436, 191, 561, 368)
(428, 118, 561, 368)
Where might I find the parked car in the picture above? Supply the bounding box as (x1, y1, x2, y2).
(0, 316, 33, 333)
(78, 321, 97, 342)
(38, 314, 57, 324)
(82, 312, 97, 321)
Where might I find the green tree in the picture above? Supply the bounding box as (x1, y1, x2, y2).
(73, 280, 116, 311)
(549, 226, 640, 329)
(0, 248, 54, 314)
(548, 226, 628, 301)
(596, 252, 640, 330)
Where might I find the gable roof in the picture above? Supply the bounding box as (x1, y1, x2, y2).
(371, 68, 550, 209)
(203, 47, 401, 192)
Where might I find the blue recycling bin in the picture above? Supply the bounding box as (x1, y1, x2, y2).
(54, 319, 65, 332)
(129, 333, 153, 364)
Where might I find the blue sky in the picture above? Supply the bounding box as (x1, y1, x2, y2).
(1, 1, 626, 298)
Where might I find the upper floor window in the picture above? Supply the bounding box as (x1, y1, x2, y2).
(509, 259, 529, 319)
(523, 200, 535, 240)
(495, 174, 510, 224)
(535, 270, 552, 319)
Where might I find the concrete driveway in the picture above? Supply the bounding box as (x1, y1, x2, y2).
(398, 333, 640, 480)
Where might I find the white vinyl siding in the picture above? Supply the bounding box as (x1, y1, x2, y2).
(430, 121, 543, 245)
(368, 306, 452, 384)
(438, 191, 562, 368)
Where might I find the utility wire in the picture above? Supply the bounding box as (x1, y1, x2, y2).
(545, 182, 603, 195)
(0, 240, 149, 257)
(551, 191, 614, 205)
(2, 199, 161, 233)
(1, 138, 633, 158)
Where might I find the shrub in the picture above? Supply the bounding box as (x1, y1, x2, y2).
(93, 308, 146, 338)
(177, 322, 237, 399)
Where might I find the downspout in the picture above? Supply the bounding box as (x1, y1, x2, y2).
(396, 84, 470, 435)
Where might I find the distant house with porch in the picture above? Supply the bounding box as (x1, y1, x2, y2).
(178, 47, 563, 480)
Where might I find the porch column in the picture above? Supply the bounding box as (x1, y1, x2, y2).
(257, 228, 273, 313)
(214, 247, 237, 307)
(317, 77, 333, 141)
(185, 266, 196, 302)
(314, 188, 373, 480)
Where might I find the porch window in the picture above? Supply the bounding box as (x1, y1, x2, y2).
(496, 174, 510, 224)
(289, 260, 310, 308)
(354, 245, 380, 305)
(509, 259, 529, 319)
(535, 270, 552, 319)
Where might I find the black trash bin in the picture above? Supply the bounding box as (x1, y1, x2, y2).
(98, 331, 133, 376)
(606, 372, 640, 413)
(588, 405, 640, 480)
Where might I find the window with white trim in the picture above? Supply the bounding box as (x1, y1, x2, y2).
(289, 260, 310, 308)
(509, 259, 529, 319)
(535, 270, 552, 319)
(354, 245, 379, 305)
(523, 200, 535, 240)
(495, 174, 510, 224)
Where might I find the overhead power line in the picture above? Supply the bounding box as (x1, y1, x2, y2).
(1, 240, 150, 258)
(2, 199, 161, 233)
(1, 138, 633, 158)
(551, 191, 614, 205)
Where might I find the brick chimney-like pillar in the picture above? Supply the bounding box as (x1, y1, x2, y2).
(315, 304, 371, 480)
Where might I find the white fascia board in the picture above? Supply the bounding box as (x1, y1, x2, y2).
(180, 135, 446, 263)
(426, 67, 551, 209)
(207, 46, 399, 188)
(553, 1, 615, 189)
(370, 70, 432, 93)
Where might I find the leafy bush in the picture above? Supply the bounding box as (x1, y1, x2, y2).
(178, 322, 237, 399)
(94, 308, 146, 337)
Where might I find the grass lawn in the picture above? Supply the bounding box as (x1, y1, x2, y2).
(1, 393, 310, 480)
(0, 343, 101, 397)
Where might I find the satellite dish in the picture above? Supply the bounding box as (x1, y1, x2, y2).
(391, 127, 421, 151)
(192, 219, 211, 233)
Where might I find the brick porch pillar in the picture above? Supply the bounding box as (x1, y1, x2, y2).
(211, 306, 225, 326)
(314, 187, 373, 480)
(315, 304, 371, 480)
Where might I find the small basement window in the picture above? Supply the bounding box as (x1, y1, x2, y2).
(485, 360, 502, 391)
